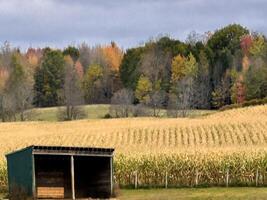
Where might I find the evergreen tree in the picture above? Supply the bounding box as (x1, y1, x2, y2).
(33, 50, 65, 107)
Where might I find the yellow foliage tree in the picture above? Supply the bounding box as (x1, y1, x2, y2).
(83, 64, 103, 103)
(171, 55, 186, 82)
(0, 68, 9, 92)
(171, 53, 197, 83)
(135, 75, 152, 103)
(249, 35, 265, 57)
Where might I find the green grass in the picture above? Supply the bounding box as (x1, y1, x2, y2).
(24, 104, 110, 121)
(1, 188, 266, 199)
(20, 104, 215, 122)
(119, 188, 267, 200)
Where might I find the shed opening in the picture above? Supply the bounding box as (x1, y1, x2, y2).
(34, 155, 72, 199)
(74, 156, 112, 198)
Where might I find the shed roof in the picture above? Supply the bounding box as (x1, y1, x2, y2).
(6, 145, 114, 157)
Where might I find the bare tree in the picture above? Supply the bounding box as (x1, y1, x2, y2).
(148, 90, 166, 117)
(61, 56, 85, 120)
(186, 31, 204, 45)
(168, 77, 194, 117)
(139, 47, 170, 90)
(138, 47, 170, 116)
(0, 41, 13, 70)
(193, 50, 211, 109)
(0, 42, 16, 121)
(1, 92, 16, 121)
(110, 88, 134, 117)
(14, 79, 33, 121)
(132, 103, 150, 117)
(78, 43, 108, 70)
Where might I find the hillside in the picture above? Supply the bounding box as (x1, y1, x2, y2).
(1, 105, 267, 159)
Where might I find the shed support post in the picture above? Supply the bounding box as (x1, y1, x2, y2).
(71, 156, 75, 200)
(110, 157, 113, 196)
(32, 154, 36, 199)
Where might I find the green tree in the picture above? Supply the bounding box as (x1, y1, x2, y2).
(207, 24, 249, 56)
(119, 47, 144, 90)
(63, 46, 80, 62)
(245, 64, 267, 100)
(33, 50, 65, 107)
(207, 24, 249, 87)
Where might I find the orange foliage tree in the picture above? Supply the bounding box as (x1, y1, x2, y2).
(75, 60, 84, 79)
(102, 42, 123, 71)
(25, 48, 43, 68)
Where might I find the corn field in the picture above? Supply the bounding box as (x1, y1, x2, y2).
(1, 105, 267, 188)
(114, 151, 267, 188)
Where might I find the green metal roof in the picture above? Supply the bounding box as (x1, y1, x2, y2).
(6, 145, 115, 157)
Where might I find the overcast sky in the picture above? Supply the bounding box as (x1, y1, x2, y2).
(0, 0, 266, 50)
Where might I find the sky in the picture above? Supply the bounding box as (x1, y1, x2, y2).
(0, 0, 266, 50)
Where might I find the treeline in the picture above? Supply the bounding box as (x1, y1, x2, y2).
(0, 42, 123, 121)
(0, 24, 267, 121)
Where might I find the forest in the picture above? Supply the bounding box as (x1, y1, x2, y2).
(0, 24, 267, 121)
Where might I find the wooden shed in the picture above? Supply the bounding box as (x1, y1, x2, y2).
(6, 145, 114, 199)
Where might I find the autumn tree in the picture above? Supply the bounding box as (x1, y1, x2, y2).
(231, 74, 245, 104)
(168, 53, 197, 117)
(102, 42, 123, 71)
(249, 35, 266, 58)
(82, 64, 103, 103)
(2, 53, 33, 121)
(241, 35, 253, 56)
(75, 60, 84, 79)
(135, 75, 152, 104)
(26, 48, 42, 68)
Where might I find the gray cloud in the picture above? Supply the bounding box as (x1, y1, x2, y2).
(0, 0, 266, 50)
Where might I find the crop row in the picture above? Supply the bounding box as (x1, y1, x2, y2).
(114, 151, 267, 187)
